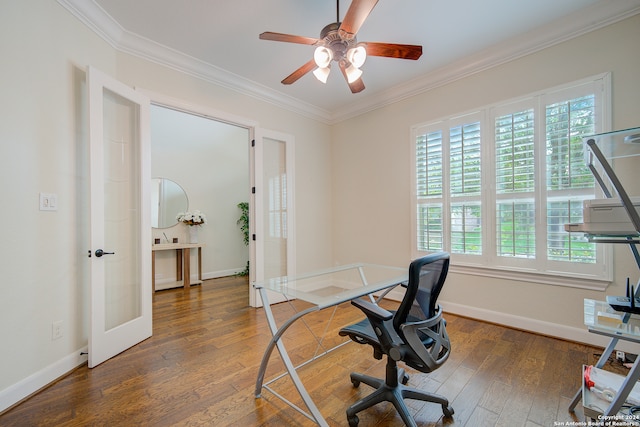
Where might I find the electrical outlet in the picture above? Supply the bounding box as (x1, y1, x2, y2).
(52, 321, 63, 340)
(616, 350, 626, 362)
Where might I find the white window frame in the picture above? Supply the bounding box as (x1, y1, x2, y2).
(410, 73, 612, 290)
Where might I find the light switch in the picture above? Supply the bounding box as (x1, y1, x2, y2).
(40, 193, 58, 211)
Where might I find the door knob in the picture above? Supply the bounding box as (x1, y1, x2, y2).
(95, 249, 115, 257)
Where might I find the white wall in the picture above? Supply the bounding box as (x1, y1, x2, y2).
(0, 0, 332, 411)
(331, 14, 640, 344)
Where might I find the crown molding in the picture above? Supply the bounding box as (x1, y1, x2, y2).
(329, 0, 640, 123)
(56, 0, 333, 124)
(58, 0, 639, 125)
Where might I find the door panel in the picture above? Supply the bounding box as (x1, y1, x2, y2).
(251, 129, 296, 307)
(88, 66, 152, 368)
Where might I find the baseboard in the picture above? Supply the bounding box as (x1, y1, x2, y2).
(383, 287, 634, 353)
(440, 300, 639, 353)
(154, 268, 245, 290)
(0, 347, 88, 413)
(155, 268, 243, 286)
(202, 268, 244, 280)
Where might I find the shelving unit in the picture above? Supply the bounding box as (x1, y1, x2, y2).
(577, 300, 640, 421)
(566, 127, 640, 419)
(581, 364, 640, 424)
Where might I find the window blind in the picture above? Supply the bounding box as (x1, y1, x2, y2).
(450, 122, 481, 196)
(545, 95, 596, 263)
(416, 131, 443, 198)
(495, 110, 536, 258)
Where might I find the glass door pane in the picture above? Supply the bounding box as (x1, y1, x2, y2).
(262, 136, 288, 280)
(103, 88, 142, 330)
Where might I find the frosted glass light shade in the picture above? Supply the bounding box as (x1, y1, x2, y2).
(346, 45, 366, 68)
(345, 64, 363, 83)
(313, 46, 333, 68)
(313, 66, 330, 83)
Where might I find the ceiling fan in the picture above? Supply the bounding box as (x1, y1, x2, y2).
(259, 0, 422, 93)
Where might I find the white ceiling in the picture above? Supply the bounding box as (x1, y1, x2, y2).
(60, 0, 640, 122)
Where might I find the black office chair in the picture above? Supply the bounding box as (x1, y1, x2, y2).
(339, 252, 454, 427)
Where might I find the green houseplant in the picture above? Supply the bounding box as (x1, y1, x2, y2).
(237, 202, 249, 276)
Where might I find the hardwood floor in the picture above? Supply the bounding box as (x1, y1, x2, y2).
(0, 276, 606, 426)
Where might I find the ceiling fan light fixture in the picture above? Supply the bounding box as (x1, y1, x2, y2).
(346, 45, 367, 68)
(259, 0, 422, 93)
(313, 66, 331, 83)
(313, 46, 333, 68)
(345, 63, 363, 83)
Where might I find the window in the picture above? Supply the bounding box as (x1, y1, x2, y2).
(411, 75, 611, 287)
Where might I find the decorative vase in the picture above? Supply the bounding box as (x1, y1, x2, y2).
(189, 226, 198, 243)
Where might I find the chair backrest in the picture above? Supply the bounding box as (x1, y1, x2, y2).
(394, 252, 450, 333)
(393, 252, 451, 372)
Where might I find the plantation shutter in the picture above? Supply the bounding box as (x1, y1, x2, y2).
(545, 94, 597, 263)
(450, 122, 481, 196)
(450, 121, 482, 254)
(416, 130, 444, 251)
(495, 109, 536, 258)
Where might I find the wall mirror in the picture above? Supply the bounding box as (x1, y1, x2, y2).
(151, 178, 188, 228)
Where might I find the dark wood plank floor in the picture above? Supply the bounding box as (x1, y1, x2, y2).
(0, 276, 609, 426)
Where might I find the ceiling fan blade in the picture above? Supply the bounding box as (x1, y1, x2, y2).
(339, 0, 379, 40)
(259, 32, 320, 46)
(364, 42, 423, 60)
(339, 61, 365, 93)
(348, 77, 365, 94)
(281, 59, 317, 85)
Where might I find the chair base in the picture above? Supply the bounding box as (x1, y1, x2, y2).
(346, 361, 453, 427)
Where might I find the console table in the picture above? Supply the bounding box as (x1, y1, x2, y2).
(152, 243, 204, 291)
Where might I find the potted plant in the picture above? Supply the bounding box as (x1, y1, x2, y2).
(237, 202, 249, 276)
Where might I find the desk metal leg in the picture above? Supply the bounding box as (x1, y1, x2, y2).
(254, 287, 328, 427)
(255, 302, 318, 394)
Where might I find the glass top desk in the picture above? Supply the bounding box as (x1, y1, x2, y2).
(584, 299, 640, 343)
(569, 299, 640, 418)
(253, 263, 408, 426)
(583, 127, 640, 241)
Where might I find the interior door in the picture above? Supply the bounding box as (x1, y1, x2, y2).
(87, 66, 152, 368)
(250, 128, 296, 307)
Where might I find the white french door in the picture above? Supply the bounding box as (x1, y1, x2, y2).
(250, 128, 296, 307)
(87, 66, 152, 368)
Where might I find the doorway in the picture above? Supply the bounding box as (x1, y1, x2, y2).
(149, 104, 251, 288)
(145, 94, 296, 307)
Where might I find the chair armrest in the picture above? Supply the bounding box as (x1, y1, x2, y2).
(351, 298, 393, 321)
(400, 305, 451, 372)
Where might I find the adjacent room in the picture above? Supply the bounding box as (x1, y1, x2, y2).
(1, 0, 640, 425)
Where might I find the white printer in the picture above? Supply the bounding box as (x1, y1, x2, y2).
(564, 197, 640, 236)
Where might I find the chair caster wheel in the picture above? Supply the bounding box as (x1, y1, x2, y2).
(442, 405, 454, 417)
(351, 378, 360, 388)
(401, 373, 410, 385)
(347, 414, 359, 426)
